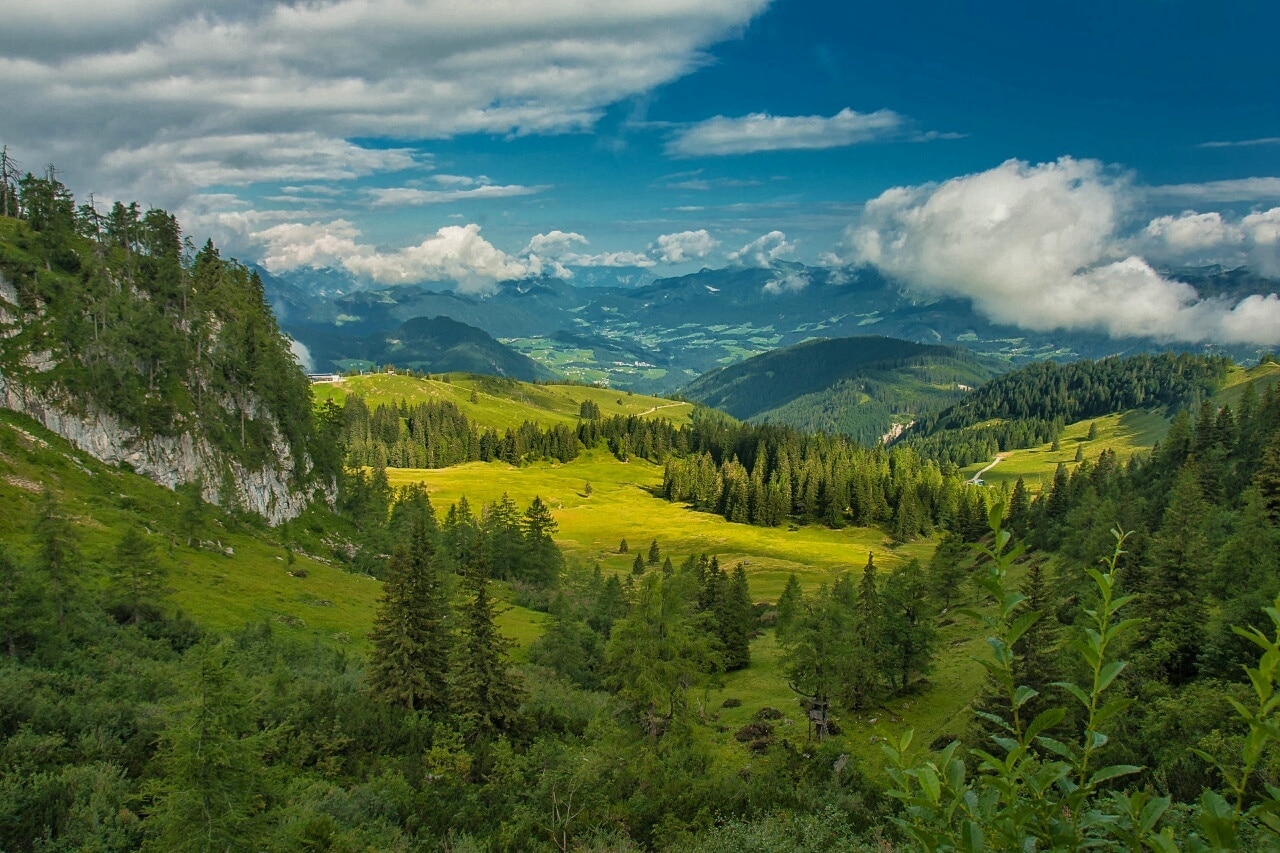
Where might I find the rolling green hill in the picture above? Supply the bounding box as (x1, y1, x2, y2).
(312, 371, 696, 431)
(958, 360, 1280, 492)
(682, 335, 1006, 445)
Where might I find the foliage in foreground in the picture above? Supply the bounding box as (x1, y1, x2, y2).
(885, 504, 1280, 850)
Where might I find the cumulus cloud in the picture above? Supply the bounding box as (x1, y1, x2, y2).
(0, 0, 770, 206)
(728, 230, 795, 267)
(847, 157, 1280, 346)
(652, 229, 719, 263)
(253, 219, 533, 293)
(1137, 207, 1280, 277)
(762, 271, 809, 294)
(667, 107, 906, 156)
(520, 230, 657, 275)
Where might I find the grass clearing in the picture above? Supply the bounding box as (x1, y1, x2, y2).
(313, 372, 695, 432)
(389, 449, 936, 603)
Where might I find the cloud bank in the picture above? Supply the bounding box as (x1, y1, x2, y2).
(254, 220, 535, 293)
(1, 0, 771, 205)
(728, 231, 794, 266)
(847, 157, 1280, 346)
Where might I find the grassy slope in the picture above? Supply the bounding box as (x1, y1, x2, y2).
(960, 361, 1280, 493)
(312, 372, 695, 431)
(0, 408, 548, 655)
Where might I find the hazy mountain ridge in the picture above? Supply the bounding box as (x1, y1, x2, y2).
(266, 261, 1279, 392)
(681, 335, 1006, 444)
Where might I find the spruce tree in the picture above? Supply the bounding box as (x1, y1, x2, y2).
(366, 522, 452, 712)
(34, 488, 79, 629)
(451, 562, 523, 742)
(775, 573, 803, 641)
(632, 553, 646, 575)
(882, 560, 937, 691)
(647, 539, 660, 565)
(719, 564, 753, 670)
(1138, 464, 1211, 684)
(107, 525, 167, 624)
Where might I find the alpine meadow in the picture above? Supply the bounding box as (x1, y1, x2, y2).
(3, 1, 1280, 850)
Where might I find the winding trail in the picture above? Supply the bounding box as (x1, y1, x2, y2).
(637, 402, 689, 416)
(968, 453, 1006, 485)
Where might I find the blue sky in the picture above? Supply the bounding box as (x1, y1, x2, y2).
(3, 0, 1279, 340)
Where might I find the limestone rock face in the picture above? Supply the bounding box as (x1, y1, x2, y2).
(0, 273, 324, 525)
(0, 375, 314, 524)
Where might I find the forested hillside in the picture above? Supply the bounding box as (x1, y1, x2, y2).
(682, 335, 1004, 445)
(903, 352, 1232, 467)
(0, 170, 334, 518)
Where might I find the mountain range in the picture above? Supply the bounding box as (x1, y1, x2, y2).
(262, 261, 1279, 394)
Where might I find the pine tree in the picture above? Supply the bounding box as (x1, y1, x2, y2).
(719, 564, 753, 670)
(1138, 464, 1210, 684)
(144, 641, 270, 851)
(451, 563, 523, 742)
(1008, 477, 1030, 533)
(632, 553, 646, 575)
(618, 538, 628, 554)
(775, 573, 803, 641)
(34, 488, 79, 629)
(521, 495, 562, 586)
(176, 476, 208, 547)
(106, 525, 167, 624)
(883, 560, 937, 691)
(366, 522, 452, 712)
(647, 539, 661, 565)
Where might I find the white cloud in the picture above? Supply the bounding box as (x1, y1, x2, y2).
(288, 338, 315, 371)
(728, 230, 794, 266)
(1243, 208, 1280, 277)
(667, 107, 906, 156)
(1146, 177, 1280, 204)
(1142, 211, 1241, 253)
(1136, 207, 1280, 277)
(762, 271, 809, 294)
(252, 219, 534, 293)
(847, 157, 1280, 346)
(652, 229, 719, 263)
(365, 183, 547, 207)
(521, 230, 656, 274)
(1197, 137, 1280, 149)
(0, 0, 771, 205)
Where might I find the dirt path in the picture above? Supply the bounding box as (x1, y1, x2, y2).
(969, 453, 1006, 484)
(637, 402, 688, 416)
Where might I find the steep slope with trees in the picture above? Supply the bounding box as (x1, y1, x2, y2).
(0, 168, 333, 521)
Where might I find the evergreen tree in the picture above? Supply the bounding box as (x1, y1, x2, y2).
(604, 571, 716, 740)
(1138, 464, 1211, 685)
(1008, 477, 1030, 533)
(619, 538, 628, 554)
(106, 525, 167, 624)
(366, 523, 452, 712)
(775, 573, 803, 641)
(451, 563, 523, 742)
(632, 553, 646, 575)
(647, 539, 661, 566)
(34, 488, 79, 629)
(176, 476, 208, 547)
(144, 642, 270, 851)
(719, 564, 753, 671)
(521, 495, 563, 586)
(882, 560, 937, 691)
(589, 573, 628, 639)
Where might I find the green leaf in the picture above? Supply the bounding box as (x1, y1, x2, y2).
(1052, 680, 1091, 709)
(1087, 763, 1142, 787)
(1007, 610, 1043, 648)
(1096, 660, 1127, 693)
(917, 764, 941, 805)
(1012, 684, 1039, 710)
(960, 819, 985, 853)
(1026, 706, 1066, 741)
